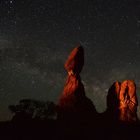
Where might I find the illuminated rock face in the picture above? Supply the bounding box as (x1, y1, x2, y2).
(58, 45, 96, 120)
(107, 80, 138, 123)
(119, 80, 138, 123)
(59, 75, 85, 111)
(60, 45, 85, 101)
(64, 46, 84, 76)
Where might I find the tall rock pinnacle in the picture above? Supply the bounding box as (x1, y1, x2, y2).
(58, 44, 97, 120)
(62, 45, 85, 97)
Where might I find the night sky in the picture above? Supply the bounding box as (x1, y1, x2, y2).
(0, 0, 140, 121)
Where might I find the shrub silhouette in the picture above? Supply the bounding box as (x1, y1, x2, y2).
(9, 99, 57, 121)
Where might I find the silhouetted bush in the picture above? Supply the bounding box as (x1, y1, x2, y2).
(9, 99, 57, 121)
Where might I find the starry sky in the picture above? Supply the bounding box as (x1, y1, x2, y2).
(0, 0, 140, 121)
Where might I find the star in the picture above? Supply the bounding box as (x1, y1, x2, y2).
(10, 0, 13, 4)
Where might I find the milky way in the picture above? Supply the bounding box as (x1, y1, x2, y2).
(0, 0, 140, 121)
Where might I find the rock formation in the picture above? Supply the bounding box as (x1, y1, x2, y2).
(106, 80, 138, 124)
(106, 81, 121, 122)
(58, 44, 97, 120)
(57, 45, 138, 124)
(119, 80, 138, 123)
(107, 81, 120, 111)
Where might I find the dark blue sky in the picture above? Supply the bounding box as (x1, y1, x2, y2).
(0, 0, 140, 121)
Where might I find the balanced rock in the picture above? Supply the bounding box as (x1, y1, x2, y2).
(58, 44, 96, 120)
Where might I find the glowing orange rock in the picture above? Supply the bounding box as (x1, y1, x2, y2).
(119, 80, 138, 123)
(62, 74, 85, 97)
(106, 80, 138, 124)
(58, 45, 96, 119)
(60, 44, 85, 98)
(64, 45, 84, 75)
(58, 45, 85, 109)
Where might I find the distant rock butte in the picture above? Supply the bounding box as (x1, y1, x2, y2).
(107, 80, 138, 123)
(119, 80, 138, 123)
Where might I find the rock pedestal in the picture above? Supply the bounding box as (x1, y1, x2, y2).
(58, 45, 97, 120)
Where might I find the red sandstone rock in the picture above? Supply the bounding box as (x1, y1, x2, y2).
(64, 45, 84, 75)
(59, 75, 85, 109)
(107, 81, 120, 111)
(58, 45, 85, 107)
(62, 74, 85, 97)
(58, 45, 96, 120)
(61, 44, 85, 97)
(105, 82, 121, 122)
(119, 80, 138, 123)
(106, 80, 138, 124)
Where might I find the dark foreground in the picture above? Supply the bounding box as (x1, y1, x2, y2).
(0, 119, 140, 140)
